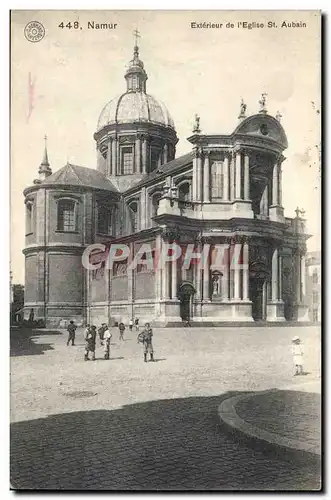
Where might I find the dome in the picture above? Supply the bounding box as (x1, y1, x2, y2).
(97, 92, 175, 131)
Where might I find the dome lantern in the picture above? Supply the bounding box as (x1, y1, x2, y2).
(125, 31, 148, 93)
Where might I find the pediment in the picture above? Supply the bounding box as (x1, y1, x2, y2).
(233, 114, 288, 149)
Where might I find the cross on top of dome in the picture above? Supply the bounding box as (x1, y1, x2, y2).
(133, 28, 140, 47)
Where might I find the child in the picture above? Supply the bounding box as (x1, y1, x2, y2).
(84, 324, 97, 361)
(118, 322, 125, 341)
(291, 336, 304, 375)
(137, 322, 154, 362)
(103, 325, 112, 360)
(135, 318, 140, 332)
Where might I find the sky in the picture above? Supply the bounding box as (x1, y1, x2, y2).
(10, 10, 321, 283)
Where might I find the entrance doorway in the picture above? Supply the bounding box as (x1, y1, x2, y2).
(250, 278, 267, 320)
(178, 281, 195, 322)
(249, 262, 270, 321)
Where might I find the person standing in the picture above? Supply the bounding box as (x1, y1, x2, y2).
(129, 319, 133, 331)
(137, 322, 154, 362)
(84, 324, 97, 361)
(135, 318, 140, 332)
(118, 322, 125, 341)
(28, 308, 34, 323)
(98, 323, 107, 346)
(291, 336, 304, 376)
(66, 320, 77, 346)
(103, 325, 112, 360)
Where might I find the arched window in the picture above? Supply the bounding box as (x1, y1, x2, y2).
(97, 205, 112, 235)
(57, 199, 77, 232)
(211, 162, 224, 199)
(25, 201, 33, 235)
(128, 201, 138, 233)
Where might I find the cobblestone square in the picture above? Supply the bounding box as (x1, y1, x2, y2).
(10, 325, 321, 490)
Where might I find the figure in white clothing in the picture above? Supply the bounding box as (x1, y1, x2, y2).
(103, 326, 112, 360)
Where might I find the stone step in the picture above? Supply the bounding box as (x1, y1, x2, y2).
(164, 321, 314, 328)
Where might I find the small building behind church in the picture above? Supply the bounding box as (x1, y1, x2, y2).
(22, 41, 310, 327)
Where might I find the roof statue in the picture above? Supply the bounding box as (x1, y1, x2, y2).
(295, 207, 306, 218)
(192, 113, 201, 134)
(276, 110, 282, 122)
(258, 93, 268, 114)
(238, 98, 247, 119)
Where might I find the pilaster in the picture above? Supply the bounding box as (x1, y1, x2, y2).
(203, 152, 210, 203)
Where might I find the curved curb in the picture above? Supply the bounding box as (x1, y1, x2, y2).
(218, 392, 320, 457)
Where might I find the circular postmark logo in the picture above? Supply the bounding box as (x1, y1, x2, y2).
(24, 21, 45, 43)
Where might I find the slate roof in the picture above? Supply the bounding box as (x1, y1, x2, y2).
(126, 151, 194, 193)
(41, 163, 119, 193)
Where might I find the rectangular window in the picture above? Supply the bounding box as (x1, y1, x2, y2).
(121, 146, 133, 174)
(26, 202, 33, 234)
(97, 205, 112, 235)
(211, 162, 224, 200)
(57, 200, 76, 232)
(150, 147, 160, 172)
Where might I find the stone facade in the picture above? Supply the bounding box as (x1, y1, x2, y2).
(305, 251, 321, 323)
(23, 43, 310, 327)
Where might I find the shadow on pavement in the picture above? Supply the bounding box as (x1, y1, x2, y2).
(10, 391, 321, 491)
(10, 328, 63, 357)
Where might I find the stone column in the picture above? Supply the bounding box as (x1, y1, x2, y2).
(195, 257, 201, 300)
(223, 155, 229, 201)
(222, 243, 230, 300)
(271, 247, 279, 300)
(196, 151, 202, 202)
(203, 243, 210, 301)
(234, 242, 241, 300)
(278, 254, 283, 301)
(300, 253, 306, 302)
(295, 251, 301, 303)
(278, 166, 283, 206)
(111, 138, 117, 176)
(142, 137, 147, 174)
(230, 153, 235, 201)
(161, 239, 169, 300)
(135, 136, 141, 173)
(243, 240, 249, 300)
(203, 152, 210, 202)
(128, 242, 133, 303)
(272, 162, 279, 205)
(244, 153, 250, 200)
(171, 251, 177, 300)
(235, 151, 242, 199)
(140, 187, 147, 230)
(155, 234, 162, 315)
(107, 139, 112, 177)
(116, 138, 120, 175)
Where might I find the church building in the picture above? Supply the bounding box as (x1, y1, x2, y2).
(23, 41, 310, 326)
